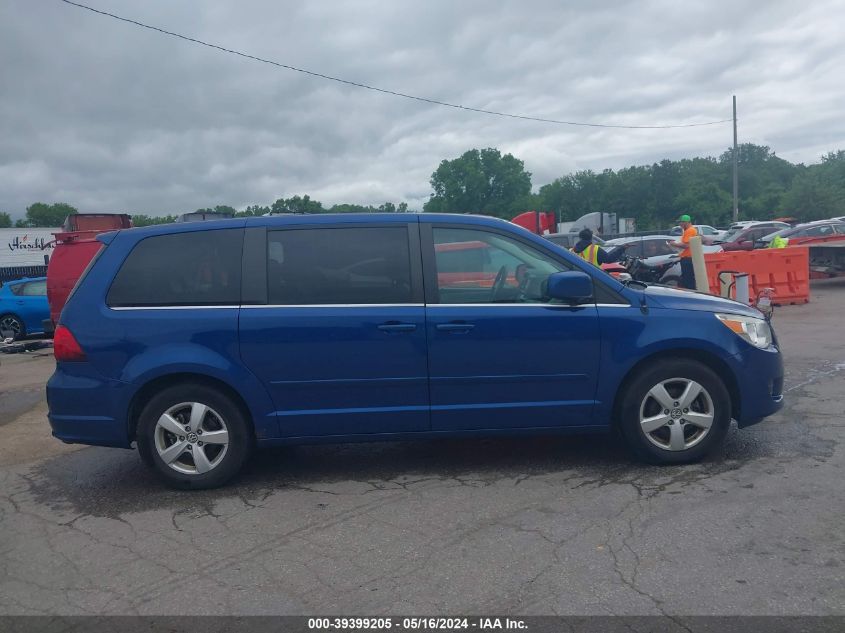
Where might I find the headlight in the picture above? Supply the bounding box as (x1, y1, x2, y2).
(715, 313, 772, 349)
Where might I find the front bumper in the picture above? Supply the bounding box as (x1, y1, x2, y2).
(731, 344, 784, 428)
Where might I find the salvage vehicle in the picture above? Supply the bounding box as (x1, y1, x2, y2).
(668, 224, 725, 243)
(715, 221, 790, 251)
(0, 276, 49, 340)
(755, 220, 845, 248)
(47, 214, 784, 488)
(603, 235, 722, 286)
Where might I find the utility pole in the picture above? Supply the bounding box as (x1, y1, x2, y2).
(732, 95, 739, 222)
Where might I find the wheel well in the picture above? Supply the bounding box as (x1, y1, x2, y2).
(127, 373, 255, 442)
(611, 349, 741, 424)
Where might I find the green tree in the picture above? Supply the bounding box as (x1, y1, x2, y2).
(530, 142, 836, 231)
(719, 144, 798, 220)
(236, 204, 271, 217)
(329, 203, 375, 213)
(778, 152, 845, 221)
(23, 202, 78, 227)
(424, 148, 533, 218)
(131, 214, 177, 226)
(0, 211, 12, 228)
(193, 205, 237, 217)
(271, 195, 325, 214)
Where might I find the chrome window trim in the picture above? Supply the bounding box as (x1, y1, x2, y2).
(109, 305, 240, 311)
(109, 302, 629, 310)
(242, 303, 425, 309)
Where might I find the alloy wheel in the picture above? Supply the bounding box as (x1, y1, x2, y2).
(0, 315, 22, 338)
(639, 378, 715, 451)
(153, 402, 230, 475)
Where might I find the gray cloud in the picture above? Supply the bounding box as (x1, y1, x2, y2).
(2, 0, 844, 218)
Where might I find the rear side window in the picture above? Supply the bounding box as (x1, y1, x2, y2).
(107, 229, 243, 307)
(267, 227, 412, 305)
(644, 239, 674, 257)
(624, 241, 644, 258)
(22, 280, 47, 296)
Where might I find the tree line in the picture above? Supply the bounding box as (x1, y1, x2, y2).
(3, 143, 843, 230)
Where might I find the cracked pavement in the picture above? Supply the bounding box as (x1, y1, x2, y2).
(0, 280, 843, 616)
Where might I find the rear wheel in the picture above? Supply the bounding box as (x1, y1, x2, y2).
(137, 383, 252, 489)
(618, 359, 731, 464)
(661, 275, 682, 288)
(0, 314, 25, 341)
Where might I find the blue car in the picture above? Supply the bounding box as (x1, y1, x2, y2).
(47, 214, 784, 488)
(0, 276, 49, 340)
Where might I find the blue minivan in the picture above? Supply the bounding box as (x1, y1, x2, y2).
(47, 214, 784, 488)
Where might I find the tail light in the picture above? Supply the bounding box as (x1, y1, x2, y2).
(53, 325, 86, 362)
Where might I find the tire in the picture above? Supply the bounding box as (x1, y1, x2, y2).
(136, 383, 252, 489)
(661, 275, 682, 288)
(617, 359, 731, 464)
(0, 314, 25, 341)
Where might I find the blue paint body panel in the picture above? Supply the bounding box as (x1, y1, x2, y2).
(46, 214, 784, 450)
(0, 276, 49, 336)
(239, 305, 430, 436)
(425, 304, 600, 430)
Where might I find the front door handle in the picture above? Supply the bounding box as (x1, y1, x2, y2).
(436, 322, 475, 333)
(378, 322, 417, 333)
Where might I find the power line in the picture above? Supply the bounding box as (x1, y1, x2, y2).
(58, 0, 732, 130)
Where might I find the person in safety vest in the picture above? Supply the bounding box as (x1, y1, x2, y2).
(769, 234, 789, 248)
(667, 214, 698, 289)
(571, 228, 627, 266)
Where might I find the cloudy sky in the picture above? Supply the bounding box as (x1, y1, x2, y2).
(2, 0, 845, 218)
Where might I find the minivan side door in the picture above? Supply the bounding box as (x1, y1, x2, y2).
(420, 222, 602, 431)
(238, 221, 430, 438)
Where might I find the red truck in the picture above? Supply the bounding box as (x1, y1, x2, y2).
(45, 214, 132, 331)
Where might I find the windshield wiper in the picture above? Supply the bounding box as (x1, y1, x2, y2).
(622, 278, 648, 289)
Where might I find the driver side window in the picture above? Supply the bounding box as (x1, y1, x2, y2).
(432, 227, 570, 304)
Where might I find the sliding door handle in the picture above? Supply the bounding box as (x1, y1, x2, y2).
(378, 322, 417, 333)
(436, 323, 475, 333)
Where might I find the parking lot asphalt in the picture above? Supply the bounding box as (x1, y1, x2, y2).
(1, 280, 843, 616)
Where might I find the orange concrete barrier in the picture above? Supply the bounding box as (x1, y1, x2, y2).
(704, 247, 810, 306)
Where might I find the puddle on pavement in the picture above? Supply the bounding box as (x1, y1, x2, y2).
(21, 429, 768, 521)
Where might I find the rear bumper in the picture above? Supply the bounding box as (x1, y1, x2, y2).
(731, 344, 784, 427)
(46, 366, 132, 448)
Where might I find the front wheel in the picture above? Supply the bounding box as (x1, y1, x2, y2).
(617, 359, 731, 464)
(137, 383, 252, 489)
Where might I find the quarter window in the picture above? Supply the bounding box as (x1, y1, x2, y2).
(432, 227, 571, 304)
(267, 227, 413, 305)
(107, 229, 243, 307)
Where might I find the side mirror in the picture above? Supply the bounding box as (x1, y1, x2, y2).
(546, 271, 593, 304)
